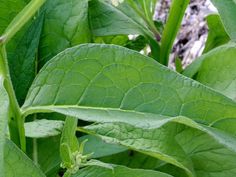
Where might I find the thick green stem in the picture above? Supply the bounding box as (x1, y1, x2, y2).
(0, 0, 46, 152)
(0, 45, 25, 151)
(160, 0, 190, 66)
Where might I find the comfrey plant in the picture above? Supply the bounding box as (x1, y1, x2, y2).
(1, 0, 236, 177)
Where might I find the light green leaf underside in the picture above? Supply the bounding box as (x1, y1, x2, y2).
(79, 135, 127, 159)
(39, 0, 91, 66)
(211, 0, 236, 42)
(82, 116, 236, 177)
(23, 44, 236, 124)
(72, 165, 172, 177)
(24, 119, 64, 138)
(4, 139, 45, 177)
(89, 0, 153, 38)
(0, 76, 9, 177)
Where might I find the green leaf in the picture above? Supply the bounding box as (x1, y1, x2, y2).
(72, 165, 172, 177)
(176, 126, 236, 177)
(82, 116, 236, 177)
(4, 139, 45, 177)
(183, 42, 233, 78)
(203, 14, 230, 53)
(8, 14, 44, 105)
(100, 150, 164, 170)
(0, 76, 9, 176)
(23, 44, 236, 125)
(186, 42, 236, 100)
(36, 136, 61, 176)
(160, 0, 190, 65)
(79, 135, 127, 158)
(22, 44, 236, 176)
(211, 0, 236, 42)
(24, 119, 64, 138)
(89, 0, 153, 38)
(39, 0, 91, 66)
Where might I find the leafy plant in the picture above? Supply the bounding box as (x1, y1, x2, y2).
(1, 0, 236, 177)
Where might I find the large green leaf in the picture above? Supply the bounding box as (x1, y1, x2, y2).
(39, 0, 91, 67)
(23, 44, 236, 124)
(203, 14, 230, 53)
(89, 0, 153, 38)
(4, 139, 45, 177)
(211, 0, 236, 42)
(0, 76, 9, 176)
(22, 44, 236, 176)
(82, 116, 236, 177)
(72, 165, 172, 177)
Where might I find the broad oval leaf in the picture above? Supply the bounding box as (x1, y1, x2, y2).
(23, 44, 236, 124)
(22, 44, 236, 176)
(72, 165, 172, 177)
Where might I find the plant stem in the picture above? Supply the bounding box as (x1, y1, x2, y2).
(3, 0, 46, 44)
(160, 0, 190, 66)
(127, 0, 161, 40)
(0, 45, 25, 151)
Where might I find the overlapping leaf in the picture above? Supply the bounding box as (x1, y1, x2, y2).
(73, 165, 172, 177)
(89, 0, 153, 38)
(81, 116, 236, 177)
(39, 0, 91, 66)
(0, 76, 9, 176)
(21, 44, 236, 176)
(4, 139, 45, 177)
(211, 0, 236, 42)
